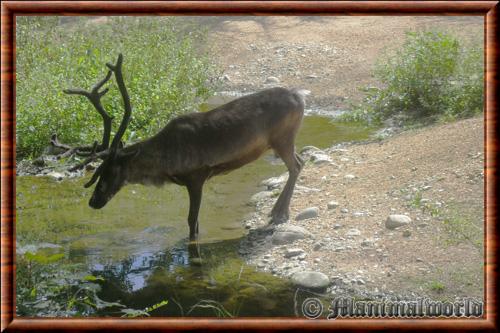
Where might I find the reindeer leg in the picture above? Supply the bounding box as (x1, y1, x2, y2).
(186, 181, 203, 241)
(270, 144, 303, 224)
(185, 171, 210, 241)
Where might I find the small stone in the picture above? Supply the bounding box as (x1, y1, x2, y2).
(327, 201, 339, 210)
(250, 190, 275, 204)
(313, 242, 323, 251)
(402, 230, 412, 237)
(361, 239, 373, 247)
(346, 228, 361, 237)
(285, 248, 305, 258)
(265, 76, 280, 84)
(47, 171, 65, 181)
(340, 208, 349, 214)
(344, 174, 356, 180)
(356, 279, 366, 285)
(310, 152, 331, 165)
(385, 215, 412, 229)
(314, 258, 321, 263)
(333, 224, 342, 229)
(295, 207, 319, 221)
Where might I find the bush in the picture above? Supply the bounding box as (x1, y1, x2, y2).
(342, 30, 483, 125)
(16, 17, 219, 159)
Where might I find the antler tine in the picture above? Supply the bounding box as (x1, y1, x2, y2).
(106, 54, 132, 153)
(63, 70, 114, 151)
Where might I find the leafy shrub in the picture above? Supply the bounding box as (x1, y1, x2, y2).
(16, 17, 219, 159)
(341, 30, 483, 124)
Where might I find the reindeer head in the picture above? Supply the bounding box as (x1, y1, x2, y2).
(87, 149, 137, 209)
(65, 54, 138, 209)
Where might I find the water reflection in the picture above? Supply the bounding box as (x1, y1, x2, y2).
(76, 239, 298, 317)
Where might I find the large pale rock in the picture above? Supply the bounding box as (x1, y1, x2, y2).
(272, 225, 312, 245)
(291, 271, 330, 291)
(385, 214, 412, 229)
(295, 207, 319, 221)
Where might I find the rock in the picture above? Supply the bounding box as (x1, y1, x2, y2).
(385, 215, 412, 229)
(295, 207, 319, 221)
(361, 239, 374, 247)
(47, 171, 65, 181)
(272, 225, 311, 245)
(333, 223, 342, 229)
(265, 76, 280, 84)
(300, 146, 321, 154)
(344, 174, 356, 180)
(222, 74, 231, 81)
(306, 74, 318, 79)
(310, 153, 331, 165)
(402, 230, 412, 237)
(313, 242, 323, 251)
(291, 271, 330, 291)
(285, 248, 305, 258)
(346, 228, 361, 237)
(340, 208, 349, 214)
(261, 173, 288, 189)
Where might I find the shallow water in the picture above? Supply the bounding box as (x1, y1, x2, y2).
(16, 112, 375, 317)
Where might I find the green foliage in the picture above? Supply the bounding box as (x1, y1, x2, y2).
(341, 30, 483, 124)
(428, 280, 446, 293)
(16, 250, 121, 316)
(16, 16, 219, 159)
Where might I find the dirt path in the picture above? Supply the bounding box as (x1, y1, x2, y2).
(206, 16, 483, 110)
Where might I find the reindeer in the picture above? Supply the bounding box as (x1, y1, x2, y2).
(58, 54, 308, 241)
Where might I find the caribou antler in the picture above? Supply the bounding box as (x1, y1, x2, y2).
(79, 54, 134, 188)
(53, 54, 133, 187)
(106, 53, 131, 154)
(63, 69, 114, 152)
(51, 68, 114, 162)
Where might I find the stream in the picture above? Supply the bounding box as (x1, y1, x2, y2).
(16, 100, 376, 317)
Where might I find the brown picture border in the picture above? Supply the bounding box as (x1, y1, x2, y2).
(1, 1, 498, 332)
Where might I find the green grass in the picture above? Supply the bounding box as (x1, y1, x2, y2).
(428, 280, 446, 294)
(16, 16, 220, 159)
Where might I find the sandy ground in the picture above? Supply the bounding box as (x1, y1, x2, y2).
(205, 16, 483, 110)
